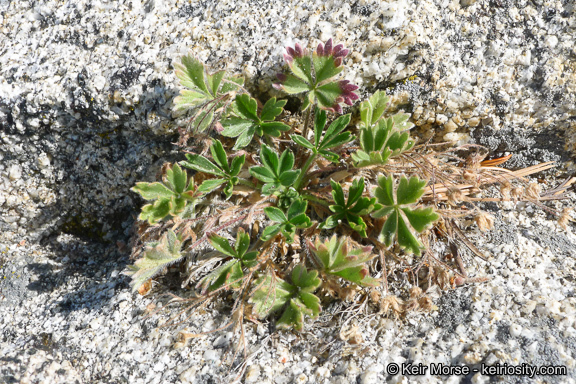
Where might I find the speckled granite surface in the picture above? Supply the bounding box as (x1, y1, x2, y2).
(1, 0, 575, 383)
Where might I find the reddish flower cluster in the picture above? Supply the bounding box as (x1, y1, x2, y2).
(276, 39, 360, 114)
(316, 38, 349, 67)
(283, 43, 307, 64)
(329, 80, 359, 113)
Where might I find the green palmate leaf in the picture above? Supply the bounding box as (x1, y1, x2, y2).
(313, 53, 343, 84)
(249, 166, 276, 183)
(291, 264, 322, 293)
(165, 163, 187, 194)
(199, 229, 259, 293)
(274, 40, 359, 113)
(261, 199, 311, 243)
(392, 112, 412, 130)
(279, 170, 299, 186)
(173, 55, 244, 133)
(180, 140, 245, 199)
(250, 145, 300, 195)
(139, 199, 171, 224)
(353, 91, 416, 167)
(308, 235, 378, 286)
(230, 156, 244, 177)
(279, 149, 295, 173)
(289, 51, 314, 84)
(322, 114, 351, 145)
(208, 233, 237, 257)
(235, 93, 259, 120)
(293, 107, 353, 164)
(258, 122, 290, 137)
(321, 132, 353, 151)
(317, 113, 353, 156)
(196, 260, 242, 293)
(264, 207, 287, 223)
(396, 175, 427, 205)
(276, 73, 310, 94)
(176, 56, 209, 94)
(198, 179, 227, 194)
(182, 154, 225, 177)
(210, 139, 230, 173)
(221, 118, 253, 138)
(359, 90, 390, 128)
(320, 178, 380, 237)
(260, 144, 279, 171)
(175, 89, 209, 109)
(253, 265, 321, 331)
(261, 98, 287, 121)
(260, 223, 283, 240)
(132, 164, 202, 224)
(372, 175, 439, 256)
(132, 182, 174, 201)
(221, 95, 289, 149)
(206, 70, 225, 95)
(235, 228, 251, 257)
(313, 82, 342, 112)
(276, 300, 306, 331)
(291, 134, 315, 150)
(125, 230, 184, 292)
(250, 273, 294, 318)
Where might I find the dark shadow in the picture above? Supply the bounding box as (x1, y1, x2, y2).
(24, 234, 132, 314)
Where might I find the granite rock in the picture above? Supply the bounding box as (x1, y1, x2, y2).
(1, 0, 575, 383)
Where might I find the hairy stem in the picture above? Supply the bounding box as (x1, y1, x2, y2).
(301, 107, 312, 141)
(296, 107, 313, 161)
(294, 153, 317, 191)
(301, 193, 330, 207)
(237, 178, 257, 189)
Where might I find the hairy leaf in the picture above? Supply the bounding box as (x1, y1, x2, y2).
(308, 235, 378, 286)
(132, 164, 201, 224)
(181, 140, 245, 199)
(173, 55, 244, 133)
(221, 95, 289, 149)
(274, 39, 359, 113)
(261, 199, 311, 243)
(320, 178, 380, 237)
(198, 229, 259, 293)
(250, 273, 294, 318)
(250, 145, 301, 196)
(352, 92, 415, 167)
(125, 230, 184, 292)
(372, 175, 439, 255)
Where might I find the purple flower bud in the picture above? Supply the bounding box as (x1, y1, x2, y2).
(276, 73, 287, 82)
(336, 48, 349, 58)
(283, 54, 293, 65)
(338, 80, 360, 107)
(315, 39, 350, 68)
(294, 43, 304, 57)
(324, 39, 333, 54)
(339, 80, 359, 93)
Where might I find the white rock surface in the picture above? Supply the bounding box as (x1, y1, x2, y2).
(0, 0, 575, 383)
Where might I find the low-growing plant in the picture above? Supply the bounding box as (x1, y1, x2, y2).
(127, 38, 573, 368)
